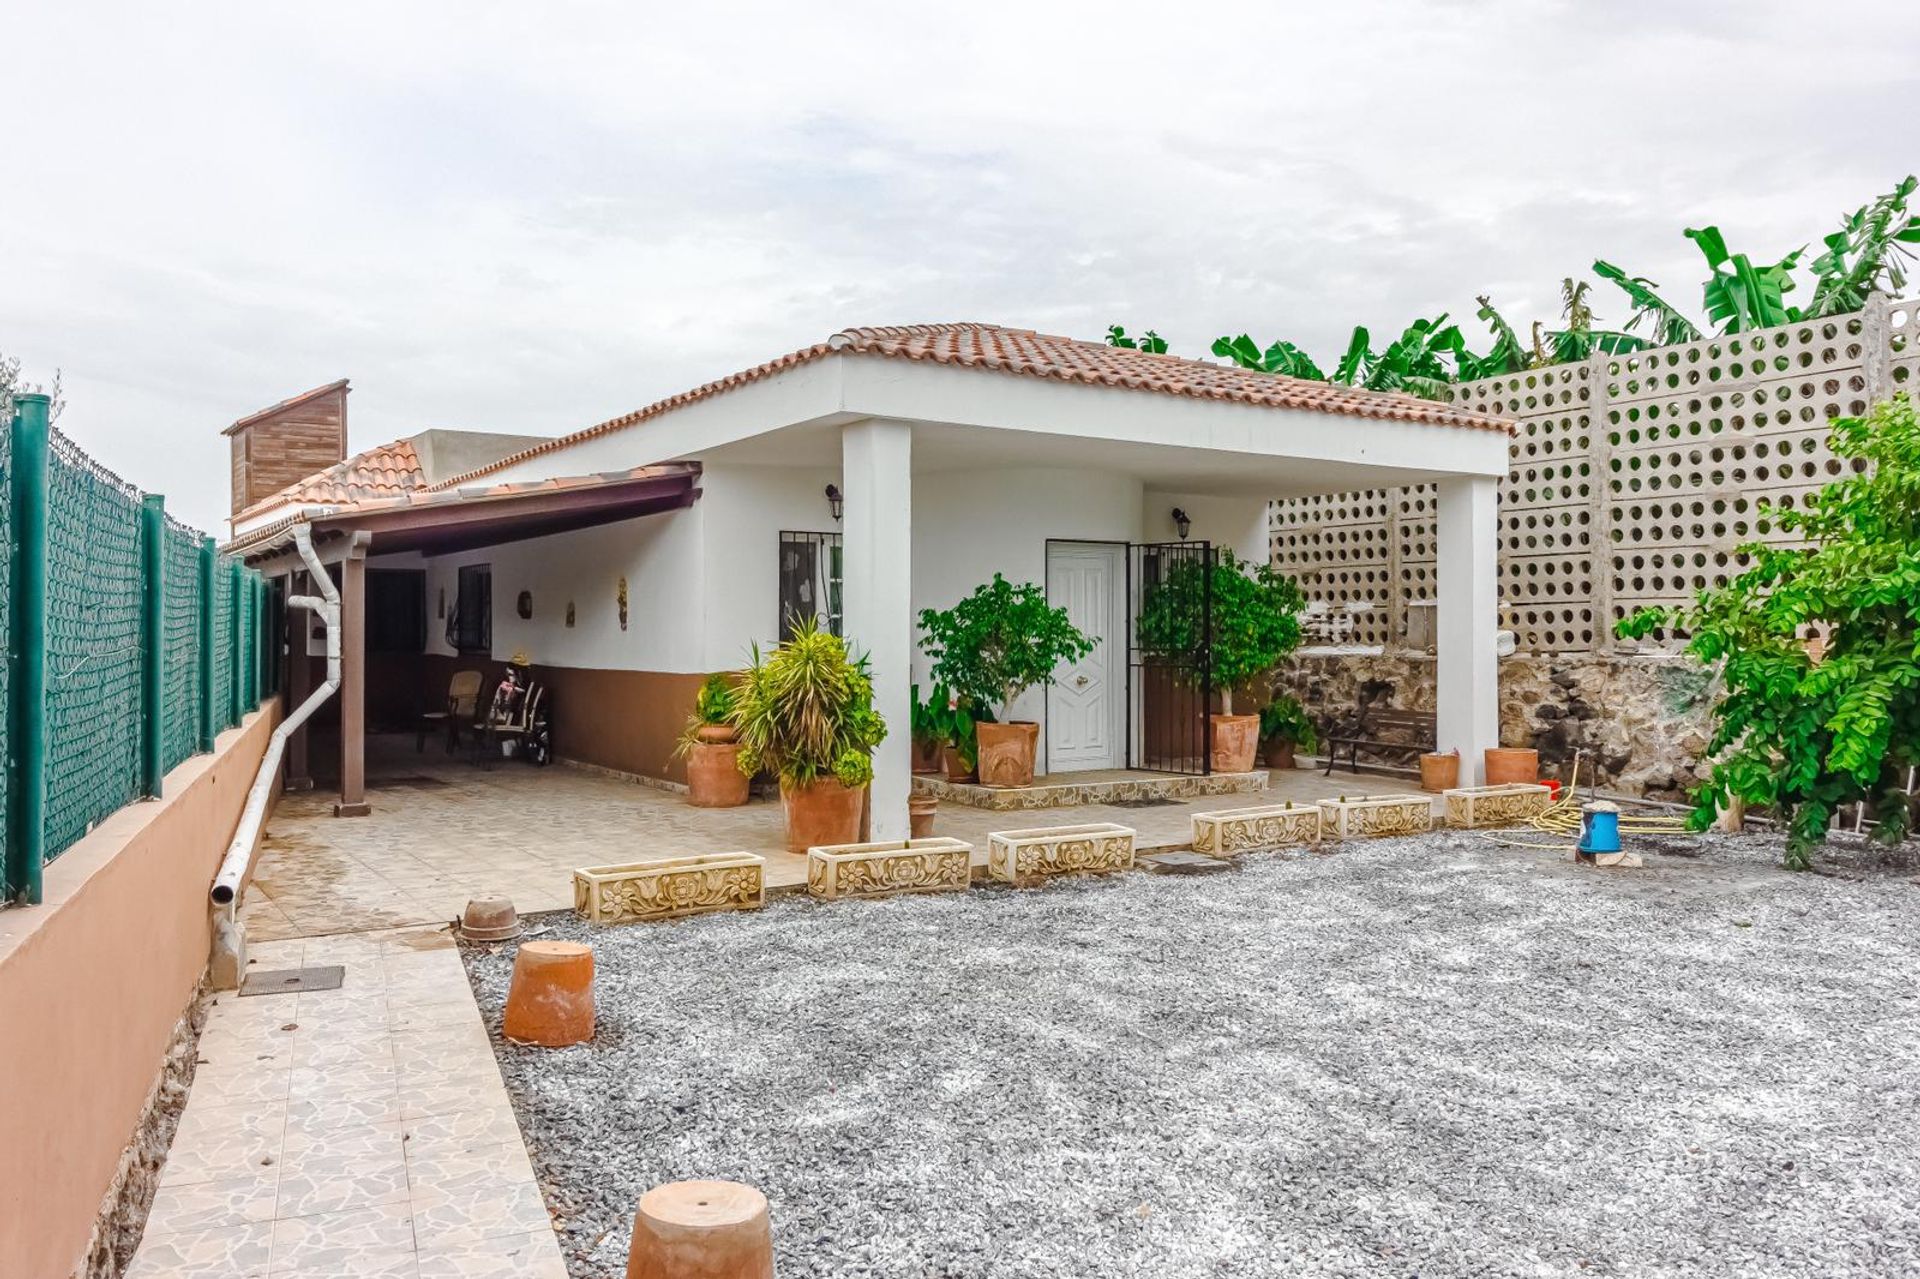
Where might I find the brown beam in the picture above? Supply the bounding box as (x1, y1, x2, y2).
(334, 546, 371, 817)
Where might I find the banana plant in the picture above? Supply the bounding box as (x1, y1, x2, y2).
(1350, 316, 1461, 399)
(1210, 333, 1326, 380)
(1804, 175, 1920, 318)
(1452, 295, 1533, 379)
(1687, 225, 1805, 332)
(1591, 260, 1704, 346)
(1105, 324, 1169, 354)
(1540, 279, 1646, 363)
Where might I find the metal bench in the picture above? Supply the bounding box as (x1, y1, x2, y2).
(1320, 706, 1436, 775)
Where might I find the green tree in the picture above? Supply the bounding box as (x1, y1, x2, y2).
(917, 574, 1096, 718)
(1616, 394, 1920, 868)
(729, 619, 887, 787)
(1135, 554, 1305, 714)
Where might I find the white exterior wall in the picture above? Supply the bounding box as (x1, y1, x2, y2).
(695, 463, 842, 671)
(1141, 489, 1269, 563)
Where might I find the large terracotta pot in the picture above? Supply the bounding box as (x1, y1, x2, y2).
(1419, 750, 1460, 793)
(1210, 714, 1260, 774)
(686, 727, 750, 809)
(912, 737, 944, 775)
(975, 720, 1040, 788)
(779, 777, 866, 853)
(1263, 739, 1297, 770)
(942, 745, 975, 783)
(1484, 747, 1540, 786)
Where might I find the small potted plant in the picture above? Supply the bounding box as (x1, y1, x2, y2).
(674, 673, 749, 808)
(730, 618, 888, 852)
(1136, 554, 1305, 774)
(917, 574, 1094, 788)
(910, 683, 947, 775)
(1258, 695, 1318, 770)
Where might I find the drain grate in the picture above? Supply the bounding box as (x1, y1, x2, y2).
(1109, 797, 1185, 809)
(238, 965, 345, 997)
(1139, 851, 1232, 875)
(374, 774, 451, 789)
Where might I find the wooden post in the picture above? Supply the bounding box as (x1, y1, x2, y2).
(334, 546, 371, 816)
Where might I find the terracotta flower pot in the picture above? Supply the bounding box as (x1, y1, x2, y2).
(1263, 739, 1298, 771)
(1210, 713, 1260, 774)
(912, 737, 944, 775)
(686, 739, 750, 809)
(908, 793, 938, 838)
(503, 941, 595, 1047)
(941, 745, 975, 783)
(1419, 750, 1460, 793)
(975, 720, 1040, 788)
(1484, 747, 1540, 786)
(780, 777, 866, 853)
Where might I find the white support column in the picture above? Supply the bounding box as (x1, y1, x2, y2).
(842, 417, 913, 841)
(1435, 474, 1500, 786)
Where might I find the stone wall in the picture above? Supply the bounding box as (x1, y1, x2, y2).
(1278, 651, 1717, 800)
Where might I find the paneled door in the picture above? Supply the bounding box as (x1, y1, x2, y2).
(1046, 542, 1126, 772)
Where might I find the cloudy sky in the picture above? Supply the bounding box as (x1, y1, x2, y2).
(4, 0, 1916, 532)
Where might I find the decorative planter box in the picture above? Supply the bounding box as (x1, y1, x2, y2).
(807, 838, 973, 901)
(573, 853, 764, 925)
(1444, 783, 1553, 829)
(1317, 795, 1434, 840)
(1190, 804, 1321, 858)
(987, 823, 1135, 886)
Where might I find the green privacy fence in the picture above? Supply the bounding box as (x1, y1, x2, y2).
(3, 394, 275, 904)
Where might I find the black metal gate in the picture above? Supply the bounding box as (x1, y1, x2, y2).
(1128, 541, 1214, 774)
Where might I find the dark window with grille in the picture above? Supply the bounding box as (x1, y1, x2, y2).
(448, 563, 491, 654)
(367, 569, 426, 653)
(777, 531, 841, 640)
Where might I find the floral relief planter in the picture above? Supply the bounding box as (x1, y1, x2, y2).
(573, 852, 765, 925)
(1317, 794, 1434, 840)
(807, 837, 972, 901)
(1189, 803, 1321, 858)
(987, 822, 1135, 886)
(1444, 783, 1553, 829)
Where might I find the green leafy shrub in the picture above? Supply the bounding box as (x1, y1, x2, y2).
(917, 574, 1095, 718)
(1135, 554, 1306, 714)
(1617, 393, 1920, 868)
(673, 672, 740, 757)
(1259, 695, 1318, 753)
(729, 618, 887, 788)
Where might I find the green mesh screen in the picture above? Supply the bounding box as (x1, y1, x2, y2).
(0, 413, 12, 877)
(161, 519, 203, 774)
(42, 433, 145, 862)
(212, 566, 233, 728)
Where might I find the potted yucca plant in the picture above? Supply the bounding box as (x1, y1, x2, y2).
(674, 673, 748, 808)
(730, 618, 888, 852)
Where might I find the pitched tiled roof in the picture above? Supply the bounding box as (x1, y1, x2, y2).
(236, 437, 424, 520)
(222, 378, 350, 436)
(429, 322, 1514, 491)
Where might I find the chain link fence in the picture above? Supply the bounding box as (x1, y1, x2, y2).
(3, 396, 272, 903)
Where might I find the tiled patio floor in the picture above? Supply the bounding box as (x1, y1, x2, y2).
(243, 734, 1430, 940)
(129, 927, 565, 1279)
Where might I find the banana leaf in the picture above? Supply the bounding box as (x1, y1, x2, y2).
(1330, 326, 1371, 385)
(1688, 226, 1803, 332)
(1805, 175, 1920, 317)
(1592, 260, 1703, 346)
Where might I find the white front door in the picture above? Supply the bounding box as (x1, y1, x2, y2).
(1046, 542, 1126, 772)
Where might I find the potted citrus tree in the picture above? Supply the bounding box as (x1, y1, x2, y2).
(675, 672, 749, 808)
(917, 574, 1094, 788)
(730, 618, 888, 852)
(1137, 554, 1305, 773)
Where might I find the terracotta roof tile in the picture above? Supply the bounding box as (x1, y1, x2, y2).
(430, 323, 1514, 491)
(236, 437, 424, 519)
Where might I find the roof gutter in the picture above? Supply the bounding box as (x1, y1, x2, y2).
(209, 522, 340, 915)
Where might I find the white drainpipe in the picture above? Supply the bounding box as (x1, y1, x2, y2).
(209, 521, 341, 912)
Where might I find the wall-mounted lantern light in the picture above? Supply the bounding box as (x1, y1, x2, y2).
(825, 483, 844, 521)
(1171, 507, 1191, 540)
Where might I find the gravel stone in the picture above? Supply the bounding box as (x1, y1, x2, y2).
(461, 832, 1920, 1278)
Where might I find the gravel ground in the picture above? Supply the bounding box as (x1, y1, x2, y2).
(462, 832, 1920, 1278)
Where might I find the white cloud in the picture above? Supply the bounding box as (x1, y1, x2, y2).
(2, 0, 1915, 531)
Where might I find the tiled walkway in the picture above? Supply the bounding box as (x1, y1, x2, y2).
(137, 735, 1426, 1277)
(128, 929, 565, 1279)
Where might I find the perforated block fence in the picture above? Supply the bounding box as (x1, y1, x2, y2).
(1270, 294, 1913, 653)
(2, 396, 270, 903)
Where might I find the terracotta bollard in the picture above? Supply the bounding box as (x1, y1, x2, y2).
(502, 941, 595, 1046)
(627, 1180, 774, 1279)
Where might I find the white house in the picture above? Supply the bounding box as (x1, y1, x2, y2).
(229, 323, 1512, 836)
